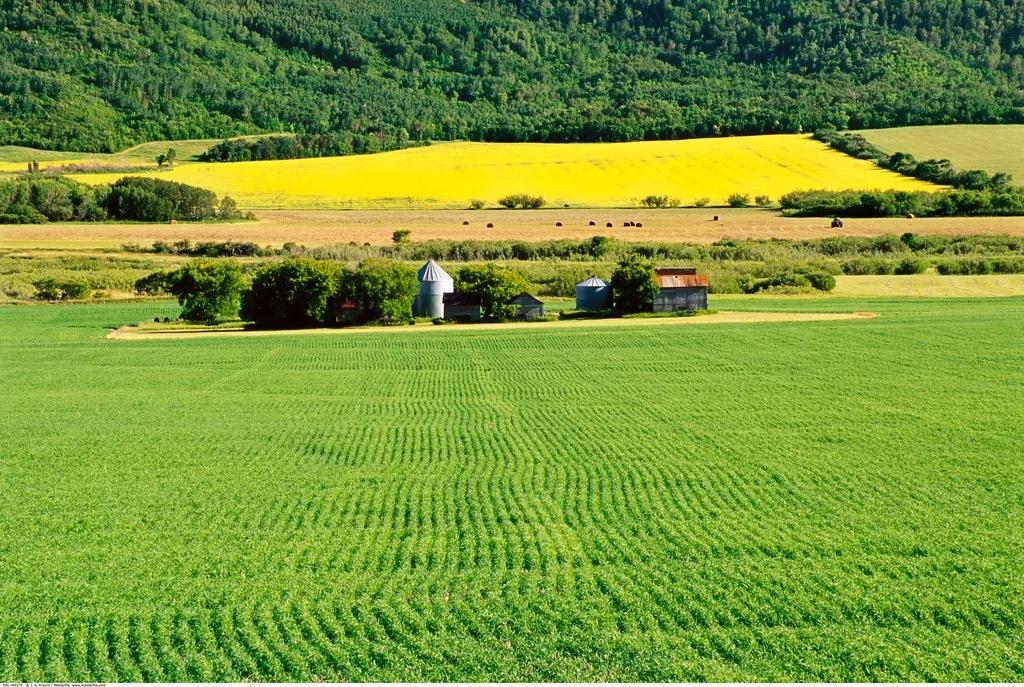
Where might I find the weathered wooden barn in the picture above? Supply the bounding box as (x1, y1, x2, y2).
(653, 268, 709, 312)
(511, 292, 545, 320)
(442, 293, 482, 321)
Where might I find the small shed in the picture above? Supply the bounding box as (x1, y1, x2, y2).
(511, 292, 544, 320)
(653, 267, 708, 312)
(443, 293, 482, 322)
(575, 276, 612, 311)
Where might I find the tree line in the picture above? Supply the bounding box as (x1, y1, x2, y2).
(2, 0, 1023, 151)
(199, 133, 417, 163)
(0, 176, 247, 224)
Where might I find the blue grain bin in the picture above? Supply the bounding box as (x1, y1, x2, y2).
(575, 275, 612, 311)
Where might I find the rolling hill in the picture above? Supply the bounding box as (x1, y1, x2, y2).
(63, 135, 942, 209)
(2, 0, 1024, 152)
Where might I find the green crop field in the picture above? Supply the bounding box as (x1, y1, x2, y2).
(2, 297, 1023, 681)
(0, 134, 286, 169)
(855, 125, 1024, 179)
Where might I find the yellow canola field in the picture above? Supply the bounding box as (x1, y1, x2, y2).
(68, 135, 942, 209)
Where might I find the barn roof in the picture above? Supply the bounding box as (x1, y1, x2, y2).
(511, 292, 543, 305)
(576, 275, 608, 287)
(443, 293, 482, 306)
(655, 272, 708, 289)
(418, 259, 453, 283)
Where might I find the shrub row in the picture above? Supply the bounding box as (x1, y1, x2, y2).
(200, 131, 418, 162)
(743, 271, 835, 294)
(497, 194, 546, 209)
(814, 130, 1015, 191)
(32, 278, 92, 301)
(305, 233, 1024, 264)
(780, 188, 1024, 218)
(936, 257, 1024, 275)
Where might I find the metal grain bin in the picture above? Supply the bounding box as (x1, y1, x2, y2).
(575, 275, 612, 311)
(415, 259, 455, 318)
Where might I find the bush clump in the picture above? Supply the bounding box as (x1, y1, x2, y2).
(895, 258, 930, 275)
(456, 263, 530, 320)
(841, 258, 897, 275)
(640, 195, 680, 209)
(497, 194, 546, 209)
(349, 258, 419, 323)
(727, 193, 751, 208)
(166, 260, 246, 322)
(802, 271, 836, 291)
(241, 258, 345, 327)
(134, 270, 175, 295)
(610, 255, 657, 313)
(936, 258, 996, 275)
(32, 278, 92, 301)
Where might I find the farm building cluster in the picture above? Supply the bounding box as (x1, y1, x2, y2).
(416, 260, 708, 320)
(414, 260, 544, 322)
(574, 269, 709, 312)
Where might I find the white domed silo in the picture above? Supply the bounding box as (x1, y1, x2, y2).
(416, 259, 454, 318)
(575, 275, 612, 311)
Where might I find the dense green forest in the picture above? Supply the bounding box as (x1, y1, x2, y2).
(2, 0, 1024, 152)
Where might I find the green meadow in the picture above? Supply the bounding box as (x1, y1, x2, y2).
(856, 124, 1024, 180)
(1, 297, 1022, 681)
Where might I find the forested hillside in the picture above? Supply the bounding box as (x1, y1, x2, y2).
(2, 0, 1023, 152)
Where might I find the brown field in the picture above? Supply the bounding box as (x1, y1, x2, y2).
(4, 208, 1024, 250)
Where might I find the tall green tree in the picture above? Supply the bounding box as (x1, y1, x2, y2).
(611, 256, 657, 313)
(167, 260, 245, 322)
(456, 264, 529, 320)
(351, 259, 418, 322)
(241, 258, 345, 327)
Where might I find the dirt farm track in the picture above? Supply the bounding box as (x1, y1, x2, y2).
(4, 208, 1024, 249)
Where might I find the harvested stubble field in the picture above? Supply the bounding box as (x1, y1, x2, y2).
(62, 136, 939, 209)
(6, 208, 1024, 251)
(1, 297, 1023, 681)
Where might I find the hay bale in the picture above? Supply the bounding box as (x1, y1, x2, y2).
(462, 220, 470, 225)
(556, 222, 563, 227)
(606, 222, 613, 228)
(713, 215, 720, 221)
(589, 221, 596, 226)
(636, 222, 643, 228)
(486, 223, 494, 228)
